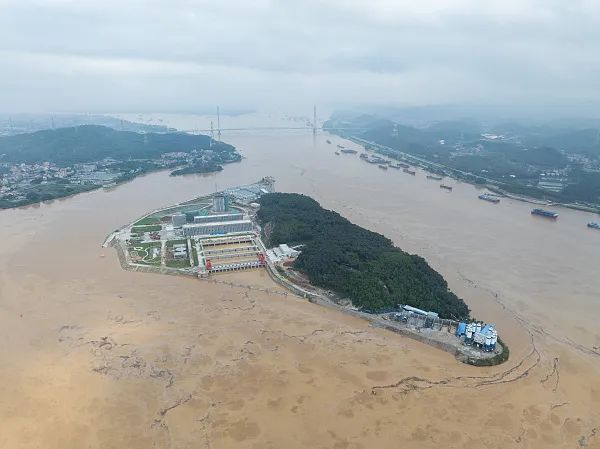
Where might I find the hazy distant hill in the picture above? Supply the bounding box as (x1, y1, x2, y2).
(326, 112, 600, 206)
(0, 125, 230, 165)
(0, 113, 174, 137)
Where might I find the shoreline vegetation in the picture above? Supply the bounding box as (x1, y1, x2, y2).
(0, 125, 240, 209)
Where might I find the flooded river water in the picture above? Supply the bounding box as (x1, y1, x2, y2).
(0, 113, 598, 448)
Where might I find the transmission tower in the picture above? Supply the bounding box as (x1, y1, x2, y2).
(313, 104, 317, 134)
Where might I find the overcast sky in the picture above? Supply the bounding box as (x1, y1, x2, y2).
(1, 0, 599, 115)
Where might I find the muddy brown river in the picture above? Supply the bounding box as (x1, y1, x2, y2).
(0, 113, 598, 448)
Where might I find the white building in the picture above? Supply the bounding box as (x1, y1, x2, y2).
(183, 220, 253, 237)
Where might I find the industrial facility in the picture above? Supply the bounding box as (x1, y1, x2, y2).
(116, 178, 276, 277)
(193, 213, 244, 224)
(455, 322, 498, 352)
(392, 304, 500, 355)
(195, 234, 266, 275)
(266, 243, 301, 263)
(182, 219, 253, 237)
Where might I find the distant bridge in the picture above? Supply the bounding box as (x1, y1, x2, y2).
(180, 105, 366, 137)
(182, 126, 367, 134)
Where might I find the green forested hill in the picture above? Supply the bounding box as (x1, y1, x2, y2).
(258, 193, 470, 319)
(0, 125, 234, 165)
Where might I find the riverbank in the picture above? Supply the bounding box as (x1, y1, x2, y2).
(0, 125, 240, 210)
(343, 135, 600, 214)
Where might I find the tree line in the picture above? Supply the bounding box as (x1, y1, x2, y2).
(258, 193, 470, 319)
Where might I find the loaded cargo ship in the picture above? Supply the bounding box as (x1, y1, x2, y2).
(478, 194, 500, 204)
(531, 208, 559, 219)
(588, 222, 600, 229)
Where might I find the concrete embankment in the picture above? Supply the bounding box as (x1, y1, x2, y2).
(263, 261, 506, 365)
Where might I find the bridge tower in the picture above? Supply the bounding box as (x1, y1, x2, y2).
(217, 106, 221, 140)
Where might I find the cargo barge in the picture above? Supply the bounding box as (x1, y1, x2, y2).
(531, 208, 558, 219)
(440, 184, 453, 191)
(403, 168, 416, 175)
(340, 148, 358, 154)
(426, 175, 443, 181)
(478, 194, 500, 204)
(378, 164, 388, 170)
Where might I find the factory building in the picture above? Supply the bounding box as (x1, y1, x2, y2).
(194, 213, 244, 224)
(212, 194, 228, 213)
(182, 219, 253, 237)
(171, 212, 187, 227)
(266, 243, 300, 263)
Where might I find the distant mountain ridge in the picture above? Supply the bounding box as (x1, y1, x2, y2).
(0, 125, 230, 165)
(0, 113, 174, 137)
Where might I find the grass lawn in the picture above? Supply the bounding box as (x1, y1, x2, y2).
(166, 259, 191, 269)
(129, 241, 161, 265)
(134, 216, 162, 226)
(131, 224, 162, 233)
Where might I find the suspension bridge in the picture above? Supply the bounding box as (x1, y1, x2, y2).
(180, 105, 367, 137)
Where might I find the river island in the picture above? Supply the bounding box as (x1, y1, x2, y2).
(106, 177, 507, 366)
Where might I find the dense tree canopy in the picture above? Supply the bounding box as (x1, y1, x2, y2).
(258, 193, 470, 319)
(0, 125, 235, 165)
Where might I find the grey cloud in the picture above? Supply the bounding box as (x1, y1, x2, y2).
(0, 0, 599, 114)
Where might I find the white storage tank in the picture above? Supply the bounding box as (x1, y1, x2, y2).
(485, 336, 492, 352)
